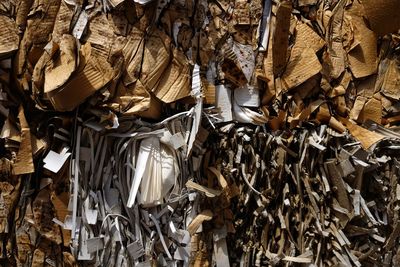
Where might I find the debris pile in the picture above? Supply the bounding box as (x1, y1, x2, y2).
(0, 0, 400, 266)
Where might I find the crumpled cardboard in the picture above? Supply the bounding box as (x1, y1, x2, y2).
(152, 47, 191, 103)
(140, 29, 172, 92)
(47, 43, 115, 111)
(44, 34, 77, 93)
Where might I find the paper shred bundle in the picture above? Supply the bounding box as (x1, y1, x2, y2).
(0, 0, 400, 266)
(200, 124, 400, 266)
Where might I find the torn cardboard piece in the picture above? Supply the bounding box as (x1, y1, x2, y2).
(281, 47, 322, 91)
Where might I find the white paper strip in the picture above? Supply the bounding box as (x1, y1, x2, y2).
(127, 138, 155, 208)
(216, 85, 233, 122)
(234, 85, 260, 107)
(43, 147, 71, 173)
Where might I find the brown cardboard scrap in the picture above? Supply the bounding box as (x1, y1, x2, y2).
(32, 187, 62, 244)
(281, 47, 322, 91)
(47, 43, 114, 111)
(347, 10, 378, 78)
(342, 119, 385, 149)
(12, 107, 34, 175)
(108, 80, 162, 119)
(152, 47, 191, 103)
(140, 29, 171, 91)
(0, 176, 20, 234)
(261, 13, 276, 105)
(188, 210, 213, 235)
(122, 27, 145, 85)
(233, 0, 250, 26)
(329, 116, 346, 133)
(272, 0, 292, 77)
(44, 34, 77, 93)
(0, 15, 19, 57)
(25, 0, 61, 46)
(381, 58, 400, 100)
(350, 96, 367, 122)
(298, 0, 318, 7)
(51, 191, 70, 247)
(292, 21, 325, 54)
(356, 74, 376, 98)
(359, 97, 382, 124)
(221, 49, 248, 87)
(14, 0, 60, 83)
(51, 1, 74, 43)
(362, 0, 400, 36)
(326, 0, 346, 79)
(15, 0, 34, 31)
(186, 180, 222, 198)
(203, 80, 216, 104)
(86, 13, 116, 59)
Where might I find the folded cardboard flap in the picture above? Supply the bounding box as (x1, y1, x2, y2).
(122, 27, 145, 86)
(108, 80, 162, 119)
(292, 22, 325, 54)
(85, 13, 115, 59)
(152, 47, 192, 103)
(347, 4, 378, 79)
(133, 94, 163, 119)
(47, 43, 114, 111)
(51, 1, 75, 43)
(359, 97, 382, 124)
(44, 34, 77, 93)
(341, 118, 385, 149)
(281, 47, 322, 91)
(140, 29, 172, 92)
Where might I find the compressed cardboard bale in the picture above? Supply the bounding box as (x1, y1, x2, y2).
(1, 0, 400, 266)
